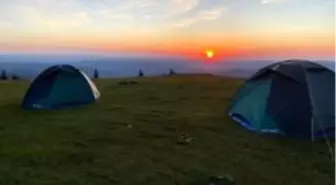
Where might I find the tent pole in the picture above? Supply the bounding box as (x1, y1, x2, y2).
(319, 123, 335, 160)
(311, 117, 315, 142)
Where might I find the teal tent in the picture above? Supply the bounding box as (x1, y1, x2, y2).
(227, 60, 335, 140)
(22, 65, 100, 109)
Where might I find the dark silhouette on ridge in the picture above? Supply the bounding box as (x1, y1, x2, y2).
(1, 70, 8, 80)
(138, 69, 144, 77)
(94, 69, 99, 79)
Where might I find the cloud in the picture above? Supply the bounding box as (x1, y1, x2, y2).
(0, 2, 95, 31)
(200, 9, 225, 20)
(261, 0, 287, 4)
(169, 0, 200, 16)
(0, 21, 12, 27)
(0, 0, 225, 33)
(99, 10, 134, 21)
(0, 0, 201, 27)
(98, 0, 200, 21)
(137, 0, 158, 8)
(21, 7, 91, 29)
(97, 0, 158, 21)
(169, 7, 227, 28)
(112, 0, 158, 10)
(40, 12, 91, 29)
(170, 19, 198, 28)
(15, 5, 43, 25)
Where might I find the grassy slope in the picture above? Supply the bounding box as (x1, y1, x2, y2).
(0, 75, 334, 185)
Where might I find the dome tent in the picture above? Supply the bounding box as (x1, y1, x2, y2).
(22, 65, 100, 110)
(227, 59, 335, 140)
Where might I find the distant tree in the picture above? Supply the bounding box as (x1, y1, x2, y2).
(138, 69, 144, 77)
(94, 69, 99, 79)
(0, 70, 8, 80)
(12, 74, 20, 80)
(169, 68, 176, 76)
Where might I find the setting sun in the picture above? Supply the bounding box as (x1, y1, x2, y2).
(205, 49, 215, 58)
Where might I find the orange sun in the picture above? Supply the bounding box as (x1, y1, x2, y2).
(205, 49, 215, 58)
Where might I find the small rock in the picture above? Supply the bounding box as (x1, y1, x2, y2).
(208, 175, 235, 185)
(177, 133, 193, 145)
(127, 124, 133, 128)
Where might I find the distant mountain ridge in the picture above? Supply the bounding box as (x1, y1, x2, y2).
(0, 54, 334, 79)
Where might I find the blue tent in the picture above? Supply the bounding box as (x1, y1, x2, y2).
(22, 65, 100, 110)
(227, 60, 335, 140)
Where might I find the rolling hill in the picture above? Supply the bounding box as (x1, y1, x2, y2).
(0, 75, 333, 185)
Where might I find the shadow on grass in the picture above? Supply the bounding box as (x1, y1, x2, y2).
(0, 101, 100, 123)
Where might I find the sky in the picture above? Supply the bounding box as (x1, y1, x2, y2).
(0, 0, 334, 60)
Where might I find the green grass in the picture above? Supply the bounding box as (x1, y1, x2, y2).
(0, 75, 334, 185)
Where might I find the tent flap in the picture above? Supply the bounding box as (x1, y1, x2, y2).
(229, 79, 278, 132)
(305, 70, 335, 138)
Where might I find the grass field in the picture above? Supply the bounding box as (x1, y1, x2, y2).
(0, 75, 334, 185)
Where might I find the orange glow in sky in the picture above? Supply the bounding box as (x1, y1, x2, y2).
(0, 0, 334, 60)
